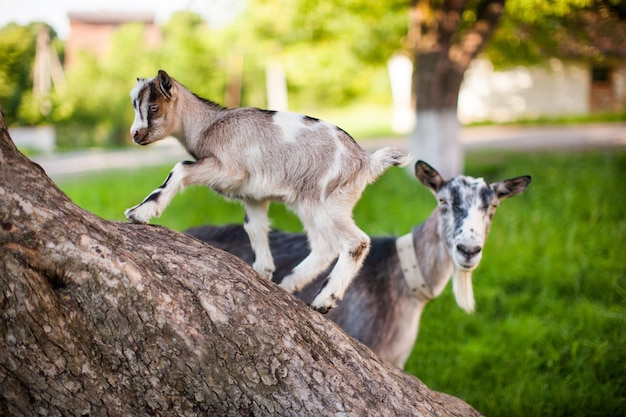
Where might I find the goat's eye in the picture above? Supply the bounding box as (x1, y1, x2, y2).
(438, 198, 447, 206)
(149, 104, 159, 113)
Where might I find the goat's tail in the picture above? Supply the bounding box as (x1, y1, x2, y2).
(367, 147, 412, 182)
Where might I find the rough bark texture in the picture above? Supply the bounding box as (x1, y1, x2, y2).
(0, 109, 481, 417)
(408, 0, 505, 177)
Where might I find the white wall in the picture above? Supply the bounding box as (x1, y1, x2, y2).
(9, 125, 56, 153)
(611, 64, 626, 106)
(458, 58, 590, 124)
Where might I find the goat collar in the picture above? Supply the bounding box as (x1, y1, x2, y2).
(396, 232, 434, 302)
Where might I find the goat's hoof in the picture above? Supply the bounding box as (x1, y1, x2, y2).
(310, 295, 337, 314)
(258, 270, 274, 280)
(124, 205, 154, 224)
(253, 265, 274, 280)
(124, 210, 146, 224)
(312, 304, 333, 314)
(279, 278, 300, 294)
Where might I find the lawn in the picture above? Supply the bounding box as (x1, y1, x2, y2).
(57, 148, 626, 416)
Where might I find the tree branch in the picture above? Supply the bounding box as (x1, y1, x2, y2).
(0, 109, 482, 416)
(454, 0, 505, 68)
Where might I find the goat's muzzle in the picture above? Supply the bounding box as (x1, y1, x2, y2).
(131, 129, 150, 145)
(454, 243, 483, 271)
(457, 243, 481, 258)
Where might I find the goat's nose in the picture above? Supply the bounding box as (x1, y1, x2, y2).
(131, 129, 139, 139)
(457, 243, 482, 258)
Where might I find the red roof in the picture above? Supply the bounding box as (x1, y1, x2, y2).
(68, 11, 155, 25)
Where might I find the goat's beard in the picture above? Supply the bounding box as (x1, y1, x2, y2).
(452, 269, 475, 313)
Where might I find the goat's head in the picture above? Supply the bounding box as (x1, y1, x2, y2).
(415, 160, 531, 312)
(129, 70, 177, 146)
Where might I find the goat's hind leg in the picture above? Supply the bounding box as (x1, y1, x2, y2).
(125, 160, 193, 223)
(243, 200, 274, 279)
(282, 199, 371, 313)
(310, 223, 370, 313)
(280, 219, 339, 295)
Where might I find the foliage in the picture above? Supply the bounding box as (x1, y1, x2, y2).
(55, 24, 149, 148)
(240, 0, 409, 109)
(154, 12, 227, 98)
(47, 2, 410, 148)
(58, 148, 626, 416)
(247, 0, 407, 63)
(486, 0, 626, 68)
(2, 0, 625, 146)
(55, 13, 227, 148)
(0, 22, 61, 126)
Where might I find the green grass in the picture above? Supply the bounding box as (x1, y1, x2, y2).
(57, 149, 626, 416)
(466, 111, 626, 127)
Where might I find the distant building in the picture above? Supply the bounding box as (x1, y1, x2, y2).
(65, 11, 161, 70)
(458, 12, 626, 124)
(458, 58, 626, 124)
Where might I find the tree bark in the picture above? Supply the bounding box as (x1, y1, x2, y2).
(408, 0, 505, 177)
(0, 108, 481, 416)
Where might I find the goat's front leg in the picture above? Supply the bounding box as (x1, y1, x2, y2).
(243, 200, 274, 279)
(126, 158, 248, 223)
(125, 161, 194, 223)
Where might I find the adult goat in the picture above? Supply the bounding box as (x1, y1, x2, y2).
(186, 160, 531, 367)
(125, 70, 411, 313)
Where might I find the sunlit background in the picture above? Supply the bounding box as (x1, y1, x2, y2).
(2, 0, 625, 150)
(1, 1, 625, 416)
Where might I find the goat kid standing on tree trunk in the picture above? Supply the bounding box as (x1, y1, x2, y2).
(187, 161, 531, 367)
(125, 70, 411, 313)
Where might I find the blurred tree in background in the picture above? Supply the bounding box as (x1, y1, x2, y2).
(56, 24, 152, 148)
(242, 0, 408, 109)
(155, 12, 227, 98)
(408, 0, 625, 177)
(0, 2, 409, 149)
(408, 0, 506, 178)
(56, 12, 227, 148)
(0, 0, 624, 149)
(0, 22, 62, 126)
(487, 0, 626, 68)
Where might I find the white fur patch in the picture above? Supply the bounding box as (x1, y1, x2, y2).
(129, 78, 153, 134)
(272, 112, 305, 143)
(129, 77, 152, 102)
(318, 140, 344, 193)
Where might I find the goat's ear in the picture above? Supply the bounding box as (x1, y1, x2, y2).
(415, 160, 445, 193)
(491, 175, 531, 200)
(157, 70, 173, 98)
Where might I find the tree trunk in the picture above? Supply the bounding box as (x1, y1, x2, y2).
(0, 109, 481, 416)
(408, 0, 505, 177)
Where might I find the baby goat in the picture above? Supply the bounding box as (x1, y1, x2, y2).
(125, 70, 411, 313)
(186, 161, 531, 367)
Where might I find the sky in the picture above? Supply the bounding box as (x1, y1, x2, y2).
(0, 0, 241, 39)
